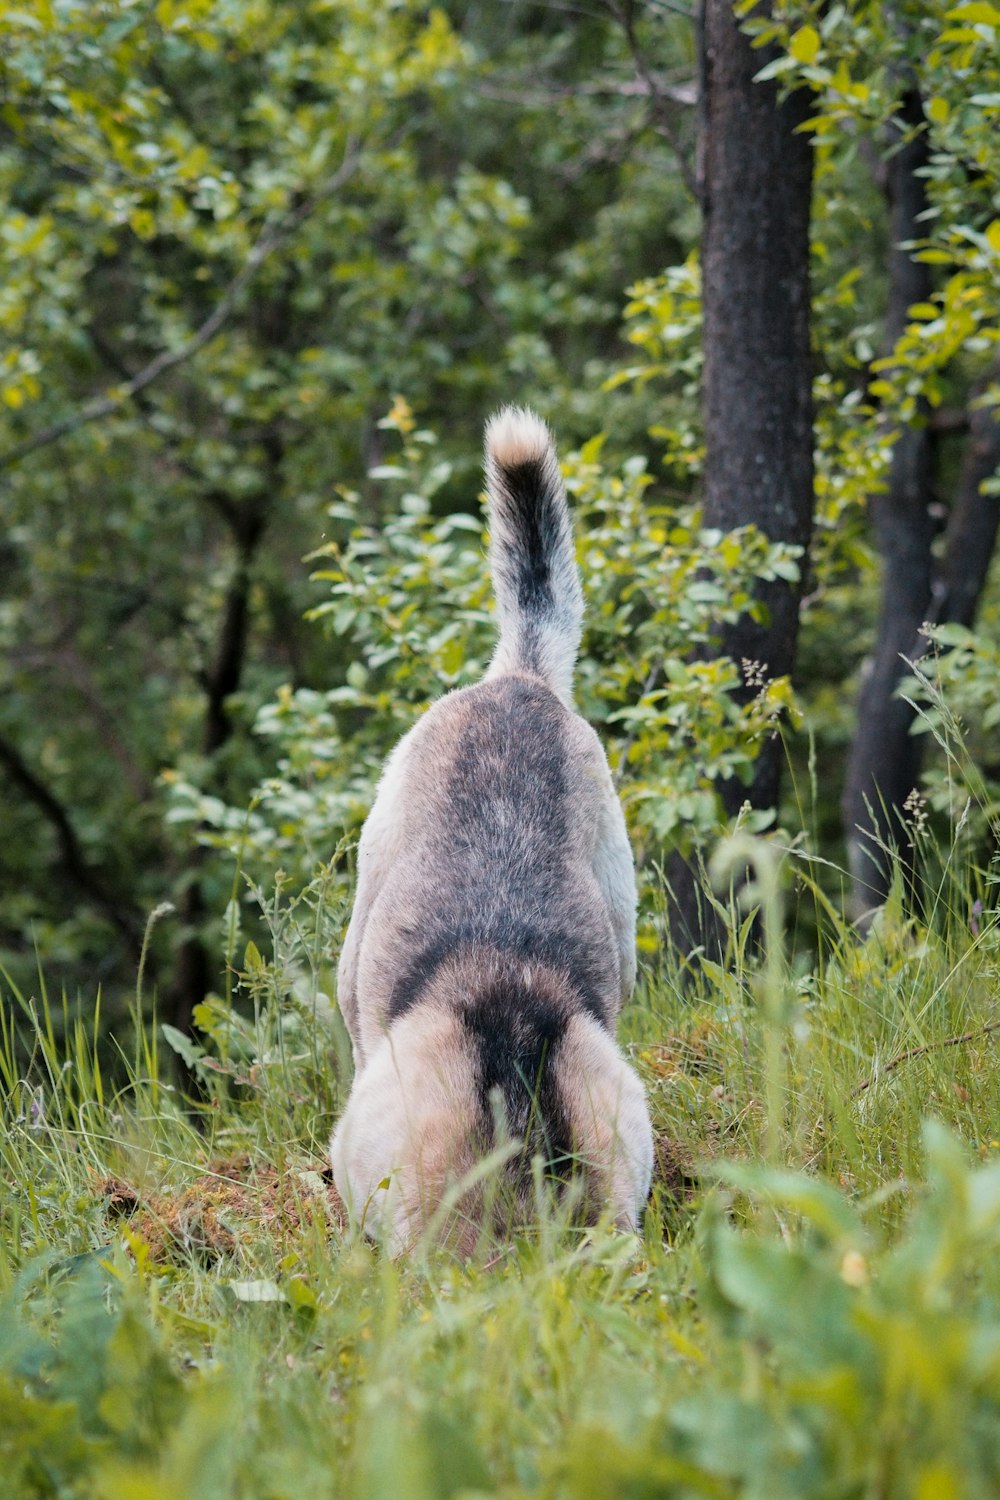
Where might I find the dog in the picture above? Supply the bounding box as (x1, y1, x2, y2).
(330, 407, 653, 1253)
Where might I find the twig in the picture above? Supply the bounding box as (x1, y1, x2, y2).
(0, 139, 361, 472)
(0, 730, 142, 947)
(852, 1019, 1000, 1097)
(477, 74, 696, 107)
(612, 0, 699, 202)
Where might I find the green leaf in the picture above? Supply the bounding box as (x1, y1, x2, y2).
(789, 24, 821, 63)
(946, 2, 1000, 22)
(160, 1024, 204, 1070)
(708, 1162, 862, 1242)
(227, 1280, 287, 1303)
(243, 940, 264, 974)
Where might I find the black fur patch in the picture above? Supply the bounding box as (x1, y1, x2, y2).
(387, 925, 604, 1023)
(461, 983, 573, 1181)
(493, 457, 559, 613)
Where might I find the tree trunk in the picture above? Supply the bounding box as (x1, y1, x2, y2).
(169, 500, 268, 1034)
(841, 81, 1000, 920)
(934, 379, 1000, 631)
(840, 92, 940, 918)
(669, 0, 814, 952)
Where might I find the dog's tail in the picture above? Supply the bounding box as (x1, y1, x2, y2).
(484, 406, 583, 701)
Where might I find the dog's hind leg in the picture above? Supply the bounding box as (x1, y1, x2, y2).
(330, 1004, 478, 1254)
(336, 727, 420, 1068)
(591, 767, 637, 1010)
(554, 1011, 653, 1229)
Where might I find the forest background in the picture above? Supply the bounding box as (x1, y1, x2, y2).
(0, 0, 998, 1026)
(3, 2, 1000, 1495)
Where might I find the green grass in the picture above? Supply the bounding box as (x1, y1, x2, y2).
(3, 844, 1000, 1498)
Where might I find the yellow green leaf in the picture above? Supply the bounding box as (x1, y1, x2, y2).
(915, 1464, 961, 1500)
(947, 2, 1000, 22)
(789, 24, 821, 63)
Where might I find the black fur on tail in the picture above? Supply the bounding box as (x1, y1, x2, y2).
(489, 457, 563, 615)
(484, 407, 583, 698)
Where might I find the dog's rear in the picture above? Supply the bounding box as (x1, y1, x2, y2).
(331, 408, 653, 1253)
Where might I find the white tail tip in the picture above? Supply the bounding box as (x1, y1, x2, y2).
(485, 406, 554, 469)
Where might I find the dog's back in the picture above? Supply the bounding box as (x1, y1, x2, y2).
(331, 410, 652, 1252)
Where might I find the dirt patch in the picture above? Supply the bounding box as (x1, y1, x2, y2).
(96, 1154, 347, 1266)
(651, 1132, 698, 1204)
(99, 1140, 695, 1262)
(639, 1021, 726, 1082)
(98, 1176, 142, 1219)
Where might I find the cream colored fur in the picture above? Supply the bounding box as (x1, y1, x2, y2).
(330, 1001, 478, 1254)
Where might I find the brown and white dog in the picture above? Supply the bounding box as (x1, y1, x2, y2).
(330, 407, 653, 1253)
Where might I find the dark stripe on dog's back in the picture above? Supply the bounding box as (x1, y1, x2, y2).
(388, 926, 604, 1023)
(445, 674, 566, 852)
(386, 676, 611, 1026)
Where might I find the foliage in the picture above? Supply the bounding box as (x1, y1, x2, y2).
(4, 839, 1000, 1497)
(900, 619, 1000, 838)
(722, 0, 1000, 890)
(2, 0, 998, 1019)
(165, 399, 801, 922)
(0, 0, 694, 1015)
(745, 0, 1000, 422)
(4, 6, 1000, 1486)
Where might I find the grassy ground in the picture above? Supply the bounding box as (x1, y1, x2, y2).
(3, 843, 1000, 1498)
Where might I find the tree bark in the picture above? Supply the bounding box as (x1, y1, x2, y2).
(0, 732, 142, 951)
(841, 91, 964, 917)
(934, 382, 1000, 631)
(169, 498, 268, 1034)
(669, 0, 814, 951)
(701, 0, 814, 807)
(841, 79, 1000, 919)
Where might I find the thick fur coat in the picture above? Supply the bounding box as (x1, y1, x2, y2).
(330, 408, 653, 1253)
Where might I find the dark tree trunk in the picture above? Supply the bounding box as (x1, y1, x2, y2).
(841, 90, 934, 916)
(669, 0, 814, 952)
(838, 91, 1000, 919)
(934, 383, 1000, 631)
(0, 732, 142, 952)
(700, 0, 814, 807)
(169, 499, 268, 1034)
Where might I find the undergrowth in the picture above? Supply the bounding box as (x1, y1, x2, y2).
(3, 836, 1000, 1499)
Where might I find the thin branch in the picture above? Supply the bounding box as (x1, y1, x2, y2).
(50, 644, 156, 802)
(202, 502, 268, 755)
(0, 730, 142, 948)
(927, 406, 970, 436)
(0, 138, 361, 472)
(611, 0, 700, 201)
(476, 73, 697, 107)
(852, 1019, 1000, 1097)
(87, 325, 239, 526)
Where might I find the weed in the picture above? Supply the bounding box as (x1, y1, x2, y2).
(3, 828, 1000, 1497)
